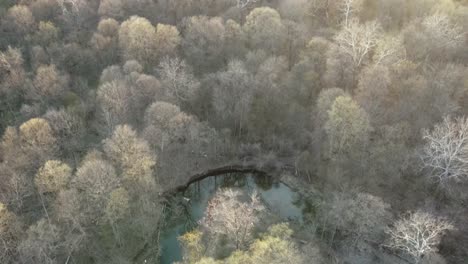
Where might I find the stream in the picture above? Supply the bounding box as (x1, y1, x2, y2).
(159, 173, 307, 264)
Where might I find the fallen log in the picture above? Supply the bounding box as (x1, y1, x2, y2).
(163, 164, 270, 196)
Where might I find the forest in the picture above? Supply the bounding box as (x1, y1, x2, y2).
(0, 0, 467, 263)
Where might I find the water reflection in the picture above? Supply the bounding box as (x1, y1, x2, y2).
(159, 174, 305, 264)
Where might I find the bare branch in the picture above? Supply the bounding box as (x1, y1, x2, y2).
(422, 14, 464, 52)
(385, 211, 454, 263)
(421, 116, 468, 188)
(236, 0, 258, 9)
(199, 188, 264, 249)
(335, 20, 381, 68)
(339, 0, 362, 27)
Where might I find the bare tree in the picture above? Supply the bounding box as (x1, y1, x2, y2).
(157, 57, 200, 103)
(340, 0, 362, 27)
(19, 118, 58, 168)
(373, 35, 406, 66)
(0, 202, 22, 263)
(355, 65, 392, 125)
(71, 158, 120, 222)
(29, 64, 69, 102)
(96, 80, 133, 134)
(422, 14, 464, 53)
(421, 116, 468, 188)
(200, 189, 264, 249)
(18, 218, 61, 264)
(212, 60, 254, 134)
(385, 211, 454, 263)
(104, 187, 129, 244)
(0, 47, 26, 97)
(335, 19, 381, 68)
(224, 19, 246, 59)
(403, 13, 464, 62)
(319, 190, 391, 245)
(90, 18, 120, 66)
(44, 108, 85, 158)
(4, 5, 35, 36)
(32, 21, 59, 46)
(102, 124, 157, 191)
(236, 0, 258, 9)
(98, 0, 124, 19)
(181, 16, 225, 71)
(56, 0, 89, 20)
(143, 101, 181, 150)
(57, 0, 84, 14)
(243, 7, 286, 54)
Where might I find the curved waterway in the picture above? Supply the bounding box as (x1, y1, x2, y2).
(159, 173, 307, 264)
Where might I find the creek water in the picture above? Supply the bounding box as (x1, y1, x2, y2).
(159, 173, 306, 264)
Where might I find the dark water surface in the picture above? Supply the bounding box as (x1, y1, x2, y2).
(159, 174, 306, 264)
